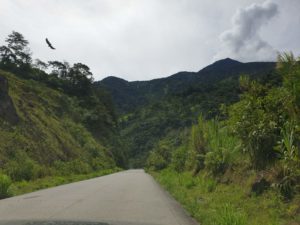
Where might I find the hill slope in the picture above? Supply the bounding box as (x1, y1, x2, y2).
(0, 70, 117, 181)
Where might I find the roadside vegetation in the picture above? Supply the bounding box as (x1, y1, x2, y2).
(0, 31, 125, 199)
(147, 53, 300, 225)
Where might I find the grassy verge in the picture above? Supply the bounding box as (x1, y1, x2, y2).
(150, 168, 300, 225)
(8, 168, 121, 196)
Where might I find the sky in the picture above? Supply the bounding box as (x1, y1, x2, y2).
(0, 0, 299, 81)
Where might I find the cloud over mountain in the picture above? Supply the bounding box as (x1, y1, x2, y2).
(215, 0, 279, 62)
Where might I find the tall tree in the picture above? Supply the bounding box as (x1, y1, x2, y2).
(2, 31, 31, 66)
(34, 59, 48, 71)
(68, 63, 94, 95)
(48, 60, 70, 79)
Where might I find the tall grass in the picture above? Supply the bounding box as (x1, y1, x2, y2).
(213, 204, 246, 225)
(0, 173, 12, 199)
(151, 169, 289, 225)
(191, 117, 240, 175)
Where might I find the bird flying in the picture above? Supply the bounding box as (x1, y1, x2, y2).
(46, 38, 55, 50)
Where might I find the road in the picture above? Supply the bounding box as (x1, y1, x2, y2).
(0, 169, 199, 225)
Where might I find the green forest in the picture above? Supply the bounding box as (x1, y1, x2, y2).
(0, 31, 299, 224)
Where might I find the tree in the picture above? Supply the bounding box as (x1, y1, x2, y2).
(0, 46, 15, 65)
(0, 31, 32, 77)
(69, 63, 93, 84)
(68, 63, 94, 95)
(48, 60, 69, 79)
(34, 59, 48, 71)
(1, 31, 32, 66)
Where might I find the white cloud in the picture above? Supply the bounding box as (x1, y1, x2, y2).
(215, 0, 278, 62)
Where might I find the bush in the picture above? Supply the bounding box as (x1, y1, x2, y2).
(5, 159, 41, 181)
(205, 151, 226, 175)
(205, 178, 217, 192)
(171, 146, 187, 172)
(228, 76, 289, 169)
(146, 151, 168, 171)
(53, 160, 92, 176)
(91, 157, 111, 170)
(187, 117, 207, 173)
(204, 122, 240, 176)
(0, 173, 12, 199)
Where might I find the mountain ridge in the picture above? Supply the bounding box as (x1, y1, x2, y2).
(98, 58, 275, 114)
(100, 58, 272, 83)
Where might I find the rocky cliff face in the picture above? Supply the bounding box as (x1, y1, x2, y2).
(0, 75, 19, 125)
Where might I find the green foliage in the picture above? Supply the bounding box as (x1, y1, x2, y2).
(0, 31, 32, 73)
(277, 52, 300, 107)
(184, 116, 240, 176)
(5, 159, 41, 182)
(213, 204, 247, 225)
(53, 160, 92, 176)
(275, 121, 300, 199)
(146, 53, 300, 224)
(171, 146, 188, 172)
(101, 57, 275, 166)
(226, 53, 300, 193)
(0, 173, 12, 199)
(188, 117, 207, 173)
(151, 169, 291, 225)
(203, 120, 240, 175)
(228, 78, 289, 168)
(0, 31, 124, 200)
(0, 69, 118, 183)
(146, 151, 168, 171)
(11, 168, 121, 196)
(146, 139, 173, 170)
(145, 129, 189, 171)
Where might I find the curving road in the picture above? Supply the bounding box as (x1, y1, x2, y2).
(0, 169, 199, 225)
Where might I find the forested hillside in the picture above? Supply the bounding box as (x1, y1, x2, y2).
(99, 48, 300, 224)
(0, 31, 125, 197)
(146, 54, 300, 225)
(100, 58, 276, 166)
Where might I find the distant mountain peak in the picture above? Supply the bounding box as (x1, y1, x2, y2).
(101, 76, 127, 82)
(199, 58, 242, 73)
(101, 76, 129, 85)
(212, 58, 242, 66)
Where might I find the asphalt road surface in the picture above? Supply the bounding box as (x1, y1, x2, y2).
(0, 169, 199, 225)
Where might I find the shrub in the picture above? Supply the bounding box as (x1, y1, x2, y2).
(53, 160, 92, 176)
(228, 77, 289, 169)
(146, 151, 168, 171)
(188, 116, 207, 173)
(171, 146, 187, 172)
(204, 122, 240, 176)
(0, 173, 12, 199)
(5, 159, 41, 181)
(275, 121, 300, 199)
(91, 157, 111, 170)
(205, 178, 217, 192)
